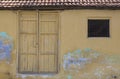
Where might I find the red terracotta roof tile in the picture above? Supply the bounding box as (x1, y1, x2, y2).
(0, 0, 120, 9)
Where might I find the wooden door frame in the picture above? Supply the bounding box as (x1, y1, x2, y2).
(17, 10, 61, 74)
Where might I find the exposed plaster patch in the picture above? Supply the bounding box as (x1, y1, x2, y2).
(13, 49, 120, 79)
(67, 74, 72, 79)
(104, 55, 120, 64)
(16, 74, 36, 79)
(63, 48, 100, 71)
(62, 49, 120, 79)
(94, 66, 106, 79)
(16, 74, 56, 79)
(0, 32, 13, 61)
(94, 65, 120, 79)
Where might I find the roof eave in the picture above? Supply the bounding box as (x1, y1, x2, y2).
(0, 5, 120, 10)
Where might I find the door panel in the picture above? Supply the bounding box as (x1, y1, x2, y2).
(39, 13, 58, 73)
(19, 12, 38, 73)
(40, 21, 57, 33)
(20, 21, 36, 33)
(40, 35, 57, 54)
(38, 55, 57, 73)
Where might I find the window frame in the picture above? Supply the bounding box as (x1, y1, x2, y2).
(87, 18, 111, 38)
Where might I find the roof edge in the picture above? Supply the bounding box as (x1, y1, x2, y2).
(0, 5, 120, 10)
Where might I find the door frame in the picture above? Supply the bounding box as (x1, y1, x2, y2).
(17, 10, 61, 74)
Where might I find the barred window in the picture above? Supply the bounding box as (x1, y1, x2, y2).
(88, 19, 110, 37)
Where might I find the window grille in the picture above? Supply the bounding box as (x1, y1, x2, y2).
(88, 19, 110, 37)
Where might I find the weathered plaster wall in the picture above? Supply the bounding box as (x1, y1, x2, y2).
(60, 10, 120, 79)
(0, 11, 17, 79)
(60, 10, 120, 54)
(0, 10, 120, 79)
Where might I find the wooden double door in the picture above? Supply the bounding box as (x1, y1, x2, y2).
(18, 11, 59, 74)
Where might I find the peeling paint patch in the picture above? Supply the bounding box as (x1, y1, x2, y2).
(63, 49, 100, 71)
(67, 74, 72, 79)
(0, 32, 13, 61)
(94, 65, 120, 79)
(104, 55, 120, 64)
(16, 74, 57, 79)
(63, 49, 120, 79)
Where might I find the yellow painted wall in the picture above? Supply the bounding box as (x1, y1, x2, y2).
(0, 10, 120, 79)
(60, 10, 120, 54)
(0, 11, 17, 79)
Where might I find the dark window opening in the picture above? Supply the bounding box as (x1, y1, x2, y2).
(88, 19, 110, 37)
